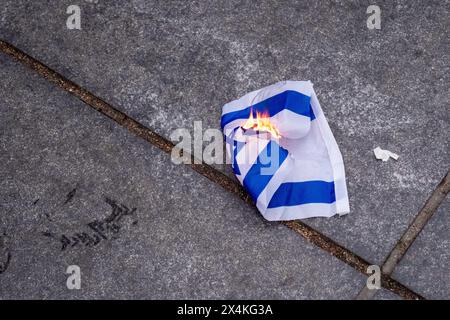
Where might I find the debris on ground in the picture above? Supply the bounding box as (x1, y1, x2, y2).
(373, 146, 399, 162)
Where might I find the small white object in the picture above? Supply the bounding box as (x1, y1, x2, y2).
(373, 147, 399, 162)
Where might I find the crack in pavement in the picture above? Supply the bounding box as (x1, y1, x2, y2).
(356, 169, 450, 300)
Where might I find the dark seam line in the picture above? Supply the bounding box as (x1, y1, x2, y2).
(356, 169, 450, 300)
(0, 39, 424, 300)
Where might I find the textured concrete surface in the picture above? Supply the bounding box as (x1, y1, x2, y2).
(392, 199, 450, 299)
(0, 0, 449, 299)
(1, 0, 448, 266)
(372, 289, 402, 300)
(0, 56, 366, 299)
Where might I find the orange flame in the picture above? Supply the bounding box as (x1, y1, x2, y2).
(242, 109, 281, 138)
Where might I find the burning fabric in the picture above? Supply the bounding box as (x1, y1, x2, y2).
(221, 81, 349, 221)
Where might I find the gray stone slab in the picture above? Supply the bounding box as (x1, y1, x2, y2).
(372, 289, 402, 300)
(1, 0, 449, 266)
(0, 54, 365, 299)
(392, 198, 450, 300)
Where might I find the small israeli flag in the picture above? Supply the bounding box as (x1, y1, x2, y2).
(221, 81, 350, 221)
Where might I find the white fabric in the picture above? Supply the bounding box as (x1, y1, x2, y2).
(222, 80, 350, 221)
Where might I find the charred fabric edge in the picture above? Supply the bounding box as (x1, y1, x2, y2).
(0, 40, 423, 300)
(356, 170, 450, 300)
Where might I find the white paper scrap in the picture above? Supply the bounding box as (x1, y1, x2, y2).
(373, 146, 399, 162)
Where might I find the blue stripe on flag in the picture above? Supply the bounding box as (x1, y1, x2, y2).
(267, 181, 336, 208)
(221, 90, 314, 129)
(243, 141, 288, 202)
(232, 140, 245, 175)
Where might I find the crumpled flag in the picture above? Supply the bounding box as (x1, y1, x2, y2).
(221, 80, 349, 221)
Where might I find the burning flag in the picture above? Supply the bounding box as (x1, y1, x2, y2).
(221, 80, 349, 221)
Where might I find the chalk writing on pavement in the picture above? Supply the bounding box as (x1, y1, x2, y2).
(43, 197, 137, 251)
